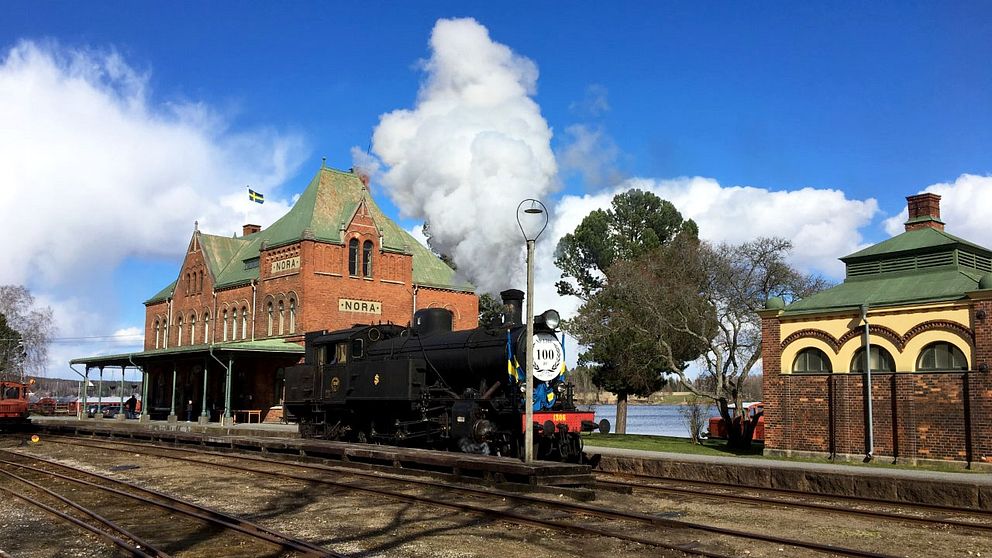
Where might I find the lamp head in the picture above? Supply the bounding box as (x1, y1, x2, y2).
(516, 199, 549, 242)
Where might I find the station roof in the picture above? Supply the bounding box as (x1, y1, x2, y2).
(146, 165, 472, 304)
(783, 226, 992, 316)
(69, 339, 304, 368)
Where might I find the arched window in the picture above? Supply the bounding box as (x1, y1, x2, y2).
(176, 316, 184, 348)
(792, 348, 832, 373)
(289, 298, 296, 334)
(241, 305, 248, 340)
(185, 273, 190, 295)
(278, 300, 285, 335)
(199, 271, 204, 292)
(223, 309, 229, 342)
(267, 302, 274, 336)
(917, 342, 967, 371)
(348, 238, 359, 276)
(850, 346, 895, 373)
(231, 308, 238, 341)
(362, 240, 373, 277)
(154, 320, 160, 349)
(203, 312, 210, 344)
(190, 313, 196, 345)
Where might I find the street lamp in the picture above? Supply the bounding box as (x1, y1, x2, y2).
(516, 199, 549, 463)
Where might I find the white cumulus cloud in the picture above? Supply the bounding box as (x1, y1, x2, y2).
(0, 41, 305, 290)
(369, 18, 558, 295)
(551, 177, 878, 285)
(0, 41, 307, 374)
(883, 174, 992, 246)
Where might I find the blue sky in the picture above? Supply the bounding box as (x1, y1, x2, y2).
(3, 2, 992, 376)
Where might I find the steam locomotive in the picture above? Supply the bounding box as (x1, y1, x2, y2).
(283, 289, 609, 461)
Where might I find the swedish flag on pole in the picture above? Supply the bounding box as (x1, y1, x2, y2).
(248, 187, 264, 204)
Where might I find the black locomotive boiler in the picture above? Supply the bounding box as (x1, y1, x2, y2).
(283, 289, 608, 461)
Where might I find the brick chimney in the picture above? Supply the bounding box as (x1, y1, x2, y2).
(904, 193, 945, 232)
(243, 224, 262, 236)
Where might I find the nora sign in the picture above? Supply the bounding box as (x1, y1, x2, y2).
(339, 298, 382, 315)
(270, 256, 300, 274)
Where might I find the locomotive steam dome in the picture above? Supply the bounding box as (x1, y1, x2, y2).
(532, 332, 563, 382)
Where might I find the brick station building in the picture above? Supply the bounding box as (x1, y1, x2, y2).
(72, 164, 477, 423)
(760, 193, 992, 468)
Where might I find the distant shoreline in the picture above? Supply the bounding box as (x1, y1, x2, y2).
(574, 391, 705, 406)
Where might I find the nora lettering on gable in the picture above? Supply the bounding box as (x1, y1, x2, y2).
(338, 298, 382, 314)
(270, 256, 300, 273)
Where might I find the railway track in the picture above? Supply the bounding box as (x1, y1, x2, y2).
(0, 448, 342, 558)
(598, 471, 992, 533)
(31, 435, 911, 558)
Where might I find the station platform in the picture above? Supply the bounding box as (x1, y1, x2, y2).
(588, 445, 992, 510)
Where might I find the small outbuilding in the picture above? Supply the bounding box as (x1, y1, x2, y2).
(760, 193, 992, 468)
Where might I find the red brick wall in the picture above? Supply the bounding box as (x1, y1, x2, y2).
(970, 299, 992, 463)
(760, 313, 784, 449)
(769, 371, 988, 463)
(144, 240, 228, 349)
(416, 288, 480, 330)
(765, 298, 992, 465)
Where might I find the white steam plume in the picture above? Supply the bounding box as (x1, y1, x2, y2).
(370, 18, 557, 294)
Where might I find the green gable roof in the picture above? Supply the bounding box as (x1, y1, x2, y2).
(841, 227, 992, 262)
(144, 280, 177, 305)
(783, 268, 984, 315)
(147, 165, 472, 304)
(783, 226, 992, 316)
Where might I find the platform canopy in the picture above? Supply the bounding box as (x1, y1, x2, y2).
(70, 339, 304, 369)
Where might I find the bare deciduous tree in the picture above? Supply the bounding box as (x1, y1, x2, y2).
(0, 285, 56, 380)
(678, 396, 707, 444)
(599, 237, 826, 447)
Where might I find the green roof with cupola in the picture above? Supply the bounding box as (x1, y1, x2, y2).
(145, 165, 472, 304)
(782, 194, 992, 316)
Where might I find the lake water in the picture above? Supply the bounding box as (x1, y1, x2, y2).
(581, 404, 715, 437)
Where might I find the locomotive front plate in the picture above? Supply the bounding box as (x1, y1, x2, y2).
(532, 332, 564, 382)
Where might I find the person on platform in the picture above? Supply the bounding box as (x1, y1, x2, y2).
(123, 395, 138, 419)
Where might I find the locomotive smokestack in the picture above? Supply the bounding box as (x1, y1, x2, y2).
(500, 289, 524, 326)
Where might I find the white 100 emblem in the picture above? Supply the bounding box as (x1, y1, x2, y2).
(531, 333, 563, 382)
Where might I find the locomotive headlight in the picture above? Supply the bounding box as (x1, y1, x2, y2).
(540, 310, 561, 330)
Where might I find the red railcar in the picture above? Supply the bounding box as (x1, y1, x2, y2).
(708, 402, 764, 442)
(0, 380, 31, 430)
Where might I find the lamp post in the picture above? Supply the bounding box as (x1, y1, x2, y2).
(517, 199, 549, 463)
(860, 304, 874, 461)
